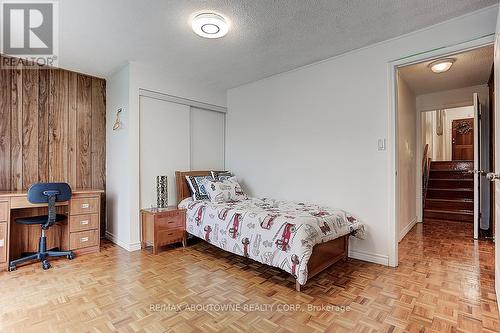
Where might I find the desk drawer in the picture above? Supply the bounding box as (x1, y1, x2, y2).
(0, 202, 8, 222)
(69, 214, 99, 232)
(70, 197, 99, 215)
(70, 230, 99, 249)
(0, 222, 6, 263)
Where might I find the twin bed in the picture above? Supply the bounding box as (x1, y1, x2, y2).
(175, 171, 365, 291)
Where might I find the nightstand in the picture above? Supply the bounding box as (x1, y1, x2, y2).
(140, 207, 186, 254)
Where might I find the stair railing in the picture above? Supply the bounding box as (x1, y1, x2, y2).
(422, 144, 431, 208)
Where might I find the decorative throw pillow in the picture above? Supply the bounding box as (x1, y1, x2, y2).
(203, 178, 237, 203)
(225, 176, 248, 200)
(211, 170, 233, 181)
(185, 175, 213, 200)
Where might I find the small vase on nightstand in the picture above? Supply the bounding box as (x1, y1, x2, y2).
(156, 176, 168, 208)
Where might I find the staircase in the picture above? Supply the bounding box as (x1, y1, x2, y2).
(424, 161, 474, 222)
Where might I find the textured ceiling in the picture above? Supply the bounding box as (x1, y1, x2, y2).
(58, 0, 497, 91)
(399, 45, 494, 95)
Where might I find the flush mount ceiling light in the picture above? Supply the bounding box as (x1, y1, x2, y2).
(192, 12, 229, 39)
(429, 58, 455, 73)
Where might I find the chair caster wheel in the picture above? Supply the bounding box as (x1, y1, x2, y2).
(67, 253, 75, 260)
(8, 265, 16, 272)
(42, 260, 51, 270)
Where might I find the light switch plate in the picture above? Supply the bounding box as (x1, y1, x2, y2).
(378, 138, 386, 151)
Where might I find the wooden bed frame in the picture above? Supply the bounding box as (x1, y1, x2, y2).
(175, 171, 349, 291)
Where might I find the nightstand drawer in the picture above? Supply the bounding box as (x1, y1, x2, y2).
(0, 202, 8, 222)
(70, 197, 99, 215)
(69, 214, 99, 232)
(157, 215, 184, 229)
(70, 230, 99, 249)
(157, 229, 184, 246)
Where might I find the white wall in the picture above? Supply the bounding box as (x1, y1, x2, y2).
(421, 111, 434, 159)
(417, 85, 489, 112)
(106, 62, 227, 251)
(397, 75, 417, 241)
(106, 65, 131, 249)
(226, 6, 498, 266)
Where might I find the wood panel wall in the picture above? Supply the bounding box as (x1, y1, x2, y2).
(0, 56, 106, 234)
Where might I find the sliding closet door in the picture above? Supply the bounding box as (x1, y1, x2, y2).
(190, 107, 225, 170)
(140, 96, 190, 208)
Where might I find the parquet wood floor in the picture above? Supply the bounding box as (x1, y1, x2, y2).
(0, 218, 498, 332)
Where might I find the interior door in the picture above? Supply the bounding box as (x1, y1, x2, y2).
(473, 93, 480, 239)
(452, 118, 474, 160)
(494, 16, 500, 302)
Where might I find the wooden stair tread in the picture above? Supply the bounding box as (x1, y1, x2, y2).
(425, 160, 474, 222)
(429, 169, 472, 172)
(427, 188, 473, 191)
(424, 209, 473, 215)
(431, 160, 473, 163)
(428, 178, 473, 181)
(426, 198, 473, 202)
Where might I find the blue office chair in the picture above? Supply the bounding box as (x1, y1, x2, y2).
(9, 183, 75, 271)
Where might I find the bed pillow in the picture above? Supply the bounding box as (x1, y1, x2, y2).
(185, 175, 213, 200)
(203, 177, 247, 203)
(226, 176, 248, 200)
(203, 178, 237, 203)
(211, 170, 233, 181)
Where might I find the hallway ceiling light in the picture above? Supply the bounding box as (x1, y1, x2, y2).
(192, 13, 229, 39)
(429, 58, 455, 73)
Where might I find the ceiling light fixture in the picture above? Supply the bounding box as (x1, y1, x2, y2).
(192, 12, 229, 39)
(429, 58, 455, 73)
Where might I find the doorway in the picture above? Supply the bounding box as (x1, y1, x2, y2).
(420, 106, 475, 224)
(393, 40, 495, 265)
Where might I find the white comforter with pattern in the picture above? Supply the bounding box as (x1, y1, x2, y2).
(179, 197, 365, 285)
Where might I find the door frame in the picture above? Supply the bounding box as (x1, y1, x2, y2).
(388, 35, 494, 267)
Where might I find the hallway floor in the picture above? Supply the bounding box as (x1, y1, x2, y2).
(0, 219, 498, 332)
(398, 219, 498, 332)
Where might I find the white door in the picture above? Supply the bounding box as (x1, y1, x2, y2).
(473, 93, 480, 240)
(190, 107, 225, 170)
(139, 96, 190, 208)
(494, 18, 500, 309)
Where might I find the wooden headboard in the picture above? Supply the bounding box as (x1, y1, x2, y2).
(175, 170, 212, 205)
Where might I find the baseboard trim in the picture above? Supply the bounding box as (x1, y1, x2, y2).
(399, 217, 417, 242)
(348, 248, 389, 266)
(496, 269, 500, 316)
(105, 231, 141, 252)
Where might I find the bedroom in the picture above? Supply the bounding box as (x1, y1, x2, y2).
(1, 1, 500, 332)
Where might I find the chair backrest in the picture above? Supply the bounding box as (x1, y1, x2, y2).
(27, 183, 72, 203)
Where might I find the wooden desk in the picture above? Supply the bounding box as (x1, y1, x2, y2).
(0, 189, 104, 271)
